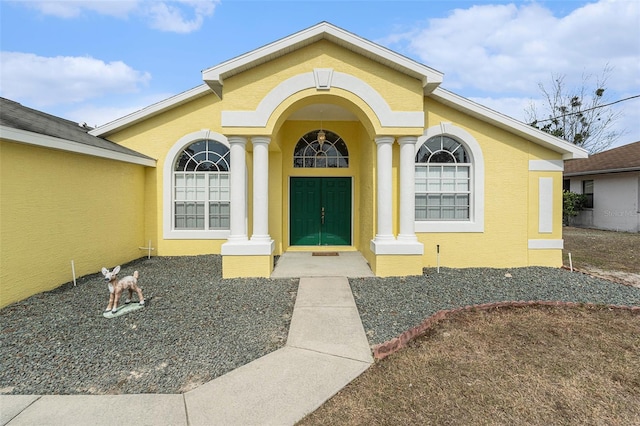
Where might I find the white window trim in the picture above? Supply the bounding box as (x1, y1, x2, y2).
(414, 123, 485, 233)
(163, 130, 231, 239)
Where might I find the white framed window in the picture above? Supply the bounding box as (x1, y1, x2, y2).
(414, 123, 484, 233)
(415, 136, 471, 221)
(173, 140, 230, 231)
(163, 130, 232, 239)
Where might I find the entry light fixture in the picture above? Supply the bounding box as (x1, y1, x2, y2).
(317, 129, 326, 147)
(318, 110, 326, 148)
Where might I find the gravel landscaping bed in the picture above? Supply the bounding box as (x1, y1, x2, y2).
(0, 255, 298, 395)
(350, 267, 640, 345)
(2, 258, 639, 396)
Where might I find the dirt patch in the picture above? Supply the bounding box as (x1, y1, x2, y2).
(563, 226, 639, 274)
(572, 266, 640, 288)
(298, 306, 640, 425)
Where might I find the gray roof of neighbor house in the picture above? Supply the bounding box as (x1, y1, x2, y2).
(564, 141, 640, 176)
(0, 97, 154, 163)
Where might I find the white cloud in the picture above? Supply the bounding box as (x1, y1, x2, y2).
(0, 52, 151, 106)
(146, 0, 217, 33)
(19, 0, 140, 19)
(63, 93, 175, 127)
(383, 0, 640, 96)
(467, 96, 532, 122)
(17, 0, 218, 33)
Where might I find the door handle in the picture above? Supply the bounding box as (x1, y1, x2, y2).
(321, 207, 325, 225)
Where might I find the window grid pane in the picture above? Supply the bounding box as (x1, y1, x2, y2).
(209, 202, 230, 229)
(293, 130, 349, 168)
(173, 139, 231, 231)
(415, 163, 471, 221)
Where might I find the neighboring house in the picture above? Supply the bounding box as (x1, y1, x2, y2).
(0, 98, 156, 307)
(1, 22, 588, 306)
(564, 141, 640, 233)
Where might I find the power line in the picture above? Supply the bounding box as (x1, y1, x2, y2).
(531, 94, 640, 124)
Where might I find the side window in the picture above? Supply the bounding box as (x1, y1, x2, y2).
(582, 180, 594, 208)
(173, 140, 230, 230)
(415, 136, 471, 221)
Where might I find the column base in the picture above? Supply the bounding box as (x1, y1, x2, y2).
(221, 240, 275, 278)
(370, 254, 424, 277)
(221, 239, 275, 255)
(370, 239, 424, 255)
(222, 254, 274, 278)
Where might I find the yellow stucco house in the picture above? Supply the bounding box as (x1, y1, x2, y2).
(1, 22, 588, 307)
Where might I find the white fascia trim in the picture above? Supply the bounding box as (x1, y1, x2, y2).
(528, 239, 564, 249)
(415, 123, 485, 233)
(564, 167, 640, 177)
(529, 159, 564, 172)
(222, 71, 424, 128)
(163, 130, 230, 240)
(1, 125, 156, 167)
(203, 22, 443, 98)
(90, 85, 211, 137)
(430, 88, 589, 160)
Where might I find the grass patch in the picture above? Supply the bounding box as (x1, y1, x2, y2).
(563, 226, 639, 274)
(298, 306, 640, 425)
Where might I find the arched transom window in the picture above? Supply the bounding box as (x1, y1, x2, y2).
(415, 135, 471, 221)
(173, 140, 230, 230)
(293, 130, 349, 168)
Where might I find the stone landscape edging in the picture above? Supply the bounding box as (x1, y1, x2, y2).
(372, 300, 640, 360)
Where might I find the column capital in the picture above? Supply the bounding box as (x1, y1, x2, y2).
(251, 136, 271, 146)
(374, 135, 395, 145)
(397, 136, 419, 145)
(227, 135, 248, 146)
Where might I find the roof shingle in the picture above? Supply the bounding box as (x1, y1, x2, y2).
(564, 141, 640, 176)
(0, 97, 153, 160)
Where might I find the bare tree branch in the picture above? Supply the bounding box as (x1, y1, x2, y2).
(526, 65, 624, 154)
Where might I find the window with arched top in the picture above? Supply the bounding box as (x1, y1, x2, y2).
(293, 130, 349, 168)
(173, 140, 230, 230)
(415, 135, 471, 221)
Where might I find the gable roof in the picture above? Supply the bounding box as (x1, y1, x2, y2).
(0, 98, 155, 166)
(91, 21, 443, 137)
(202, 21, 444, 99)
(564, 141, 640, 176)
(88, 22, 587, 160)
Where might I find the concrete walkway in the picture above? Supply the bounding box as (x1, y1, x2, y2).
(271, 252, 375, 279)
(1, 277, 373, 426)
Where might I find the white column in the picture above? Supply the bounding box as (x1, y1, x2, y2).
(374, 136, 395, 242)
(397, 136, 418, 242)
(250, 136, 271, 242)
(227, 136, 248, 242)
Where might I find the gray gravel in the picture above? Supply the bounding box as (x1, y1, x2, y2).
(2, 259, 639, 396)
(0, 255, 298, 395)
(350, 267, 640, 345)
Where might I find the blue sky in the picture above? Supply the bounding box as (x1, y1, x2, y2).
(1, 0, 639, 148)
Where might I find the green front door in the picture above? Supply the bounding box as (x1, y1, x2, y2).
(290, 177, 351, 246)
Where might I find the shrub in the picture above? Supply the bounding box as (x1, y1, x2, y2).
(563, 190, 587, 225)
